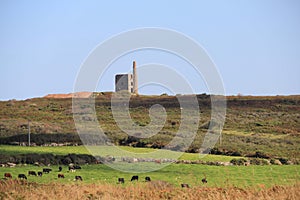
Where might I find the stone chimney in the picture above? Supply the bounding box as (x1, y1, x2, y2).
(133, 61, 138, 94)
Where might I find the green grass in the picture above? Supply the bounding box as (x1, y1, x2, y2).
(0, 164, 299, 188)
(0, 145, 299, 188)
(0, 145, 90, 155)
(0, 145, 242, 162)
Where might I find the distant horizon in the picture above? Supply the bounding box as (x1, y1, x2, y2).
(1, 90, 299, 101)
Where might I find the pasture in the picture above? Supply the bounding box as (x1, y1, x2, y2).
(0, 164, 299, 188)
(0, 144, 299, 188)
(0, 146, 300, 187)
(0, 145, 300, 200)
(0, 145, 244, 162)
(0, 145, 299, 199)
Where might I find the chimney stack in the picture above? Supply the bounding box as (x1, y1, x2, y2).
(133, 61, 138, 94)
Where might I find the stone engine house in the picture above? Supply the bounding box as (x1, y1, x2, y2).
(115, 61, 138, 94)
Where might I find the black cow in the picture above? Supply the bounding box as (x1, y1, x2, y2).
(58, 174, 65, 178)
(75, 176, 83, 181)
(201, 178, 207, 184)
(181, 183, 190, 188)
(118, 178, 125, 184)
(74, 165, 81, 169)
(58, 166, 62, 172)
(43, 168, 52, 173)
(28, 171, 37, 176)
(131, 175, 138, 181)
(145, 176, 151, 182)
(38, 172, 43, 177)
(18, 174, 27, 180)
(4, 173, 12, 179)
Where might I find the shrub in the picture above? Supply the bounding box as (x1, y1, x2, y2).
(246, 151, 270, 159)
(0, 153, 98, 165)
(278, 158, 289, 165)
(210, 148, 222, 155)
(230, 151, 242, 156)
(230, 158, 248, 165)
(249, 158, 269, 165)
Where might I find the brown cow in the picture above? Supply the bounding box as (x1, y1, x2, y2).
(4, 173, 12, 179)
(58, 174, 65, 178)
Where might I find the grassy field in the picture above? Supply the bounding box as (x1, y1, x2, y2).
(0, 145, 299, 189)
(0, 163, 299, 188)
(0, 146, 299, 188)
(0, 145, 243, 162)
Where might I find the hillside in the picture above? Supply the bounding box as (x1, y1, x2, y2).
(0, 93, 299, 160)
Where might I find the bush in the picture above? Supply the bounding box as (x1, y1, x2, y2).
(278, 158, 289, 165)
(0, 133, 82, 145)
(0, 153, 99, 165)
(210, 148, 242, 157)
(249, 158, 269, 165)
(210, 148, 222, 155)
(246, 151, 270, 159)
(230, 151, 242, 156)
(230, 158, 248, 165)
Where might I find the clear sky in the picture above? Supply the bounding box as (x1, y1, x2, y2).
(1, 0, 300, 100)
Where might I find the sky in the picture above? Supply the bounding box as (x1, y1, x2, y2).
(1, 0, 300, 100)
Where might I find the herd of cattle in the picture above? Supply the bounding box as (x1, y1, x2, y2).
(3, 165, 84, 182)
(2, 165, 208, 188)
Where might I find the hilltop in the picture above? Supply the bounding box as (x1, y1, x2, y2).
(0, 93, 299, 160)
(43, 91, 92, 99)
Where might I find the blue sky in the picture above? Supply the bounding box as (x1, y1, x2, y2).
(1, 0, 300, 100)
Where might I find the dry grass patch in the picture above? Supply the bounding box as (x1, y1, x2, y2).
(0, 179, 299, 200)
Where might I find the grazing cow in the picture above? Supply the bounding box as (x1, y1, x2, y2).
(4, 173, 12, 179)
(69, 166, 76, 172)
(18, 174, 27, 180)
(43, 168, 52, 173)
(58, 174, 65, 178)
(38, 172, 43, 177)
(75, 176, 83, 181)
(131, 175, 138, 181)
(28, 171, 37, 176)
(201, 178, 207, 184)
(74, 165, 81, 169)
(118, 178, 125, 184)
(145, 176, 151, 182)
(58, 166, 62, 172)
(181, 183, 190, 188)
